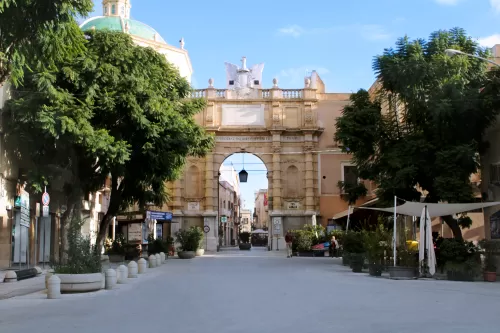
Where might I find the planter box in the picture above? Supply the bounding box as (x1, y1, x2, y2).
(388, 266, 416, 279)
(296, 251, 314, 257)
(350, 254, 365, 273)
(342, 253, 351, 266)
(368, 264, 383, 276)
(484, 271, 497, 282)
(447, 270, 475, 282)
(57, 273, 103, 293)
(178, 251, 196, 259)
(239, 243, 252, 250)
(108, 254, 125, 263)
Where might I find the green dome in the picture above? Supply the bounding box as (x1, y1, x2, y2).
(80, 16, 166, 44)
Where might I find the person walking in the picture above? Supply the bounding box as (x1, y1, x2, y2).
(285, 230, 293, 258)
(330, 235, 339, 257)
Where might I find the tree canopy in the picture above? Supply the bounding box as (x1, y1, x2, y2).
(3, 30, 214, 249)
(0, 0, 93, 86)
(334, 28, 500, 239)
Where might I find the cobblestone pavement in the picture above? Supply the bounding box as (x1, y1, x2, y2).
(0, 247, 499, 333)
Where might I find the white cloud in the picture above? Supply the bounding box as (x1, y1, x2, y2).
(435, 0, 461, 5)
(478, 34, 500, 47)
(275, 66, 330, 87)
(491, 0, 500, 12)
(277, 25, 305, 38)
(276, 24, 391, 41)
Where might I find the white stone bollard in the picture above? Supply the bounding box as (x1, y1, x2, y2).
(105, 269, 116, 290)
(4, 271, 17, 283)
(155, 254, 161, 265)
(149, 255, 157, 268)
(128, 261, 138, 278)
(138, 258, 147, 274)
(45, 270, 54, 289)
(160, 252, 166, 264)
(47, 275, 61, 299)
(117, 265, 128, 284)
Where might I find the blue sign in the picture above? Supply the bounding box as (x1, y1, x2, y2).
(146, 210, 172, 221)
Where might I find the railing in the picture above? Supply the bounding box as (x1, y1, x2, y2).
(191, 88, 306, 99)
(191, 90, 206, 98)
(282, 89, 303, 99)
(216, 89, 225, 98)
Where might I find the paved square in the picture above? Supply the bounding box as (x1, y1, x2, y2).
(0, 248, 499, 333)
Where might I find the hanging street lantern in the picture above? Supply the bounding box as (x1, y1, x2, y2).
(239, 169, 248, 182)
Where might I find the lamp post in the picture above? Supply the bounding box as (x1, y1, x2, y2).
(444, 49, 500, 68)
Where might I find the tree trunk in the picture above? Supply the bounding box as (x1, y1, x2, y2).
(95, 174, 123, 254)
(58, 197, 78, 264)
(441, 215, 463, 240)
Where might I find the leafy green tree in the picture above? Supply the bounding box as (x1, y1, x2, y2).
(0, 0, 93, 86)
(335, 28, 500, 240)
(3, 30, 214, 252)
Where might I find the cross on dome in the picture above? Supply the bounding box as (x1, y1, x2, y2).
(103, 0, 131, 19)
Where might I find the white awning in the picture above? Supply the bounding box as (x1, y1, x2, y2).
(358, 201, 500, 218)
(332, 198, 379, 220)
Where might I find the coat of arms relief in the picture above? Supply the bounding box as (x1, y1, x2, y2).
(224, 57, 264, 99)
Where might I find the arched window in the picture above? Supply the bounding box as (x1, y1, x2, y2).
(120, 5, 125, 16)
(104, 6, 108, 15)
(111, 4, 116, 14)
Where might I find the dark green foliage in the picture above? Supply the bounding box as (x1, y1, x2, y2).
(436, 237, 480, 273)
(338, 181, 368, 205)
(105, 234, 126, 255)
(146, 235, 175, 255)
(52, 216, 101, 274)
(175, 227, 203, 252)
(342, 232, 365, 254)
(335, 28, 500, 239)
(239, 232, 250, 244)
(0, 0, 93, 85)
(3, 30, 214, 250)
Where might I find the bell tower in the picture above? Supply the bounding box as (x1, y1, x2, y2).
(102, 0, 131, 19)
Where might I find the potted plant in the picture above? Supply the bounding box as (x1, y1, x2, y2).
(479, 240, 498, 282)
(52, 217, 103, 293)
(363, 226, 389, 277)
(104, 234, 126, 262)
(295, 230, 314, 257)
(147, 234, 166, 256)
(239, 232, 251, 250)
(343, 232, 365, 272)
(124, 242, 140, 261)
(440, 238, 480, 281)
(196, 232, 205, 256)
(175, 226, 203, 259)
(388, 248, 418, 279)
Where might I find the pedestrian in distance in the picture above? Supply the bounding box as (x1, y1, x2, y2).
(285, 230, 293, 258)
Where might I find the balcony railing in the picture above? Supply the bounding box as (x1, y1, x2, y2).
(191, 88, 306, 99)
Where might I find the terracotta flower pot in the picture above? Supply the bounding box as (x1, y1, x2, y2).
(484, 271, 497, 282)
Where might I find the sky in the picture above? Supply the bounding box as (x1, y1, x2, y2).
(89, 0, 500, 92)
(220, 154, 267, 213)
(85, 0, 500, 209)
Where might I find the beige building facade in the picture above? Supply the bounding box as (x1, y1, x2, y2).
(240, 209, 252, 233)
(160, 56, 367, 251)
(254, 189, 268, 229)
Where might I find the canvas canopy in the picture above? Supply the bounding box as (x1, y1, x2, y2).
(358, 201, 500, 217)
(251, 229, 268, 234)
